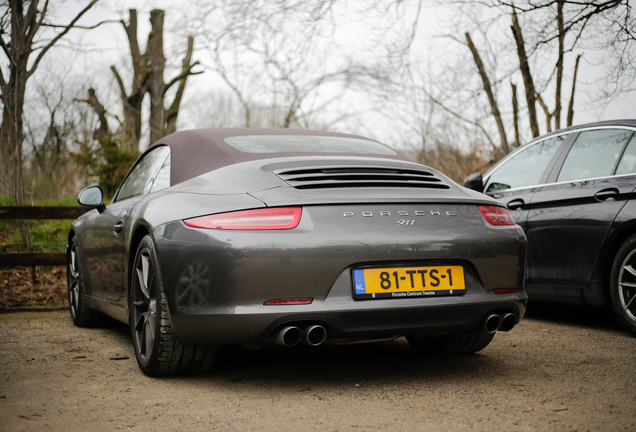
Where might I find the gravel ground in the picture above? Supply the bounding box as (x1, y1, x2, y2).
(0, 304, 635, 432)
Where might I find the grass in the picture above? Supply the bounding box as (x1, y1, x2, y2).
(0, 196, 80, 254)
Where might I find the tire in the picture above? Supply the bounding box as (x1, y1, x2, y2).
(406, 330, 495, 356)
(610, 234, 636, 337)
(130, 235, 218, 376)
(67, 237, 104, 327)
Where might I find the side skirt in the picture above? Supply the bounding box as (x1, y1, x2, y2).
(86, 294, 129, 324)
(526, 280, 605, 307)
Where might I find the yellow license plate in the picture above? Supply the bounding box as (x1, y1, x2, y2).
(352, 266, 465, 299)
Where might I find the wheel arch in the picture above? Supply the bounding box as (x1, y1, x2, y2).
(599, 222, 636, 307)
(66, 228, 76, 258)
(126, 222, 152, 303)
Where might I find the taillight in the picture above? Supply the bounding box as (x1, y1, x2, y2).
(477, 205, 516, 226)
(184, 207, 302, 230)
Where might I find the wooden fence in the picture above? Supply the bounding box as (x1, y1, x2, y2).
(0, 206, 90, 267)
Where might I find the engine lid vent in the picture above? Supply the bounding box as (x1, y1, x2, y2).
(273, 166, 450, 190)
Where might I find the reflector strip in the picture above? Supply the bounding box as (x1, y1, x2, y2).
(184, 207, 302, 230)
(477, 205, 516, 226)
(493, 288, 520, 294)
(264, 298, 314, 305)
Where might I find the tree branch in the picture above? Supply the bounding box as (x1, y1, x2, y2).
(41, 19, 119, 30)
(24, 0, 45, 48)
(0, 35, 10, 58)
(124, 10, 141, 62)
(110, 65, 127, 99)
(163, 62, 202, 95)
(465, 31, 509, 152)
(26, 0, 100, 80)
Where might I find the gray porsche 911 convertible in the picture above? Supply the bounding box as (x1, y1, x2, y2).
(67, 128, 527, 376)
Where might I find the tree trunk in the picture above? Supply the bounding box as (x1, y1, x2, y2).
(146, 13, 200, 143)
(511, 82, 520, 148)
(111, 9, 150, 152)
(511, 9, 540, 138)
(536, 93, 552, 133)
(147, 10, 167, 144)
(554, 1, 565, 130)
(465, 32, 509, 153)
(567, 54, 582, 127)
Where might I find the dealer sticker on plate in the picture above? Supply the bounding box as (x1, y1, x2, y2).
(352, 265, 465, 300)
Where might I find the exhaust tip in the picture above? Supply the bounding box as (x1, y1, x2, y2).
(304, 325, 327, 346)
(484, 314, 502, 334)
(276, 326, 302, 347)
(499, 313, 518, 332)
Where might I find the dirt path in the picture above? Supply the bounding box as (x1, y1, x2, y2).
(1, 306, 635, 431)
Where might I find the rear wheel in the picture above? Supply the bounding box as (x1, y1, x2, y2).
(130, 235, 218, 376)
(407, 330, 494, 356)
(67, 237, 104, 327)
(610, 234, 636, 337)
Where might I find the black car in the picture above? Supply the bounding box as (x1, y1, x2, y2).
(68, 128, 527, 376)
(464, 120, 636, 336)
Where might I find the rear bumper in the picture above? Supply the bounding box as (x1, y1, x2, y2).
(153, 203, 527, 346)
(168, 267, 527, 346)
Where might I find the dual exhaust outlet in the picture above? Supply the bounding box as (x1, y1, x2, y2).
(484, 313, 518, 334)
(274, 314, 516, 346)
(274, 324, 327, 347)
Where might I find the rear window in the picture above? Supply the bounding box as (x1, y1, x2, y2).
(224, 135, 397, 155)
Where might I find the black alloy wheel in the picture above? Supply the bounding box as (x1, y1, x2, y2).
(130, 235, 218, 376)
(131, 241, 158, 366)
(610, 234, 636, 337)
(67, 237, 103, 327)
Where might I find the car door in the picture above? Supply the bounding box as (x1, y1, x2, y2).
(524, 128, 635, 286)
(83, 146, 171, 301)
(483, 134, 570, 229)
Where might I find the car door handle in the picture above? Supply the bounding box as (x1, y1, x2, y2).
(506, 199, 525, 210)
(114, 221, 125, 237)
(594, 188, 620, 202)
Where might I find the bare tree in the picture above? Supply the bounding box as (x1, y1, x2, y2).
(504, 0, 632, 133)
(0, 0, 99, 202)
(0, 0, 98, 266)
(102, 9, 201, 148)
(145, 10, 201, 143)
(420, 0, 633, 158)
(190, 0, 417, 130)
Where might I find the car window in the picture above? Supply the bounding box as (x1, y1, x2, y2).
(224, 135, 397, 155)
(557, 129, 632, 182)
(150, 154, 171, 193)
(116, 146, 170, 201)
(615, 134, 636, 176)
(484, 135, 566, 193)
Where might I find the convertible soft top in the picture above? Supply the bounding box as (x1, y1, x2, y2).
(150, 128, 411, 186)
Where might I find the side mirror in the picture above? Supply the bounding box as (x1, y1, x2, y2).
(463, 172, 484, 192)
(78, 185, 106, 213)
